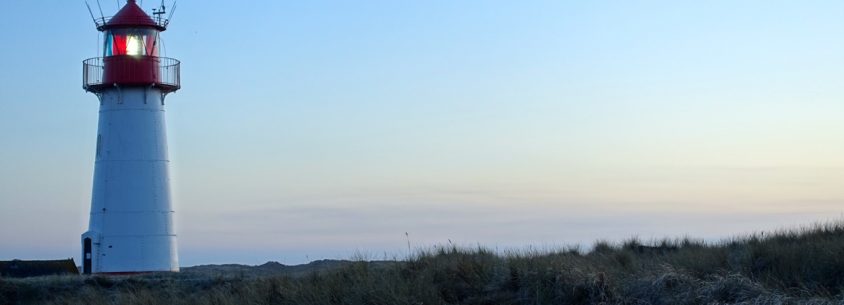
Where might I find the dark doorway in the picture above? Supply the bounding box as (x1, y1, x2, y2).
(83, 238, 92, 274)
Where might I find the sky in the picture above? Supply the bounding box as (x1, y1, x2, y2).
(1, 0, 844, 266)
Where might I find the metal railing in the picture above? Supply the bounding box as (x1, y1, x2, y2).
(83, 56, 180, 93)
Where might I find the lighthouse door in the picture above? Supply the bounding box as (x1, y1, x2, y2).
(83, 238, 92, 274)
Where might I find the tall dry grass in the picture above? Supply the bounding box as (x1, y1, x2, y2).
(4, 221, 844, 304)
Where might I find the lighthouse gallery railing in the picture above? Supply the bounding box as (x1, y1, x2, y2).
(83, 57, 180, 93)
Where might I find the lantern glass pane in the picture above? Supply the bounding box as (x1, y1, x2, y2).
(103, 29, 159, 57)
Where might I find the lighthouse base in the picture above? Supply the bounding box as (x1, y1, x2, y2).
(81, 230, 178, 274)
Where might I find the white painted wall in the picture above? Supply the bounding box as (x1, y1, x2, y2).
(82, 87, 178, 273)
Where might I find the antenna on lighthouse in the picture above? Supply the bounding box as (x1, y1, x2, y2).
(94, 0, 106, 23)
(166, 0, 178, 26)
(152, 1, 166, 25)
(85, 1, 102, 55)
(84, 2, 99, 26)
(85, 0, 107, 28)
(151, 0, 175, 27)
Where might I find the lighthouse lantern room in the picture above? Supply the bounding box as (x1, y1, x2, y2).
(81, 0, 180, 274)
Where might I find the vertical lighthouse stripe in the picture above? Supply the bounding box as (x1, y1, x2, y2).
(114, 35, 127, 55)
(104, 34, 113, 57)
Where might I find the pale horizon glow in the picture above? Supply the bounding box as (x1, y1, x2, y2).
(1, 1, 844, 266)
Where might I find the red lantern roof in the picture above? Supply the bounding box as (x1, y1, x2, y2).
(98, 0, 166, 31)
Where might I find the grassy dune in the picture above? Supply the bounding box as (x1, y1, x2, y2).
(4, 221, 844, 304)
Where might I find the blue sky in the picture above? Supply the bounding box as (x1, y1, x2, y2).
(2, 0, 844, 266)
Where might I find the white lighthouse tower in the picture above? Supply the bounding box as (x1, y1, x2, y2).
(81, 0, 180, 274)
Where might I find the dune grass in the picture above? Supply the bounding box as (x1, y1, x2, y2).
(4, 221, 844, 304)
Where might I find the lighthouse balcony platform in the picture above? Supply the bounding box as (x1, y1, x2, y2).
(83, 56, 180, 94)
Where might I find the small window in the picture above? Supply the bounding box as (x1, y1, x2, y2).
(96, 135, 102, 157)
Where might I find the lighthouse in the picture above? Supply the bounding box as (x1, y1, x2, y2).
(81, 0, 180, 274)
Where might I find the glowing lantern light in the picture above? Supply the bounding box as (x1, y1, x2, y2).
(125, 35, 143, 56)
